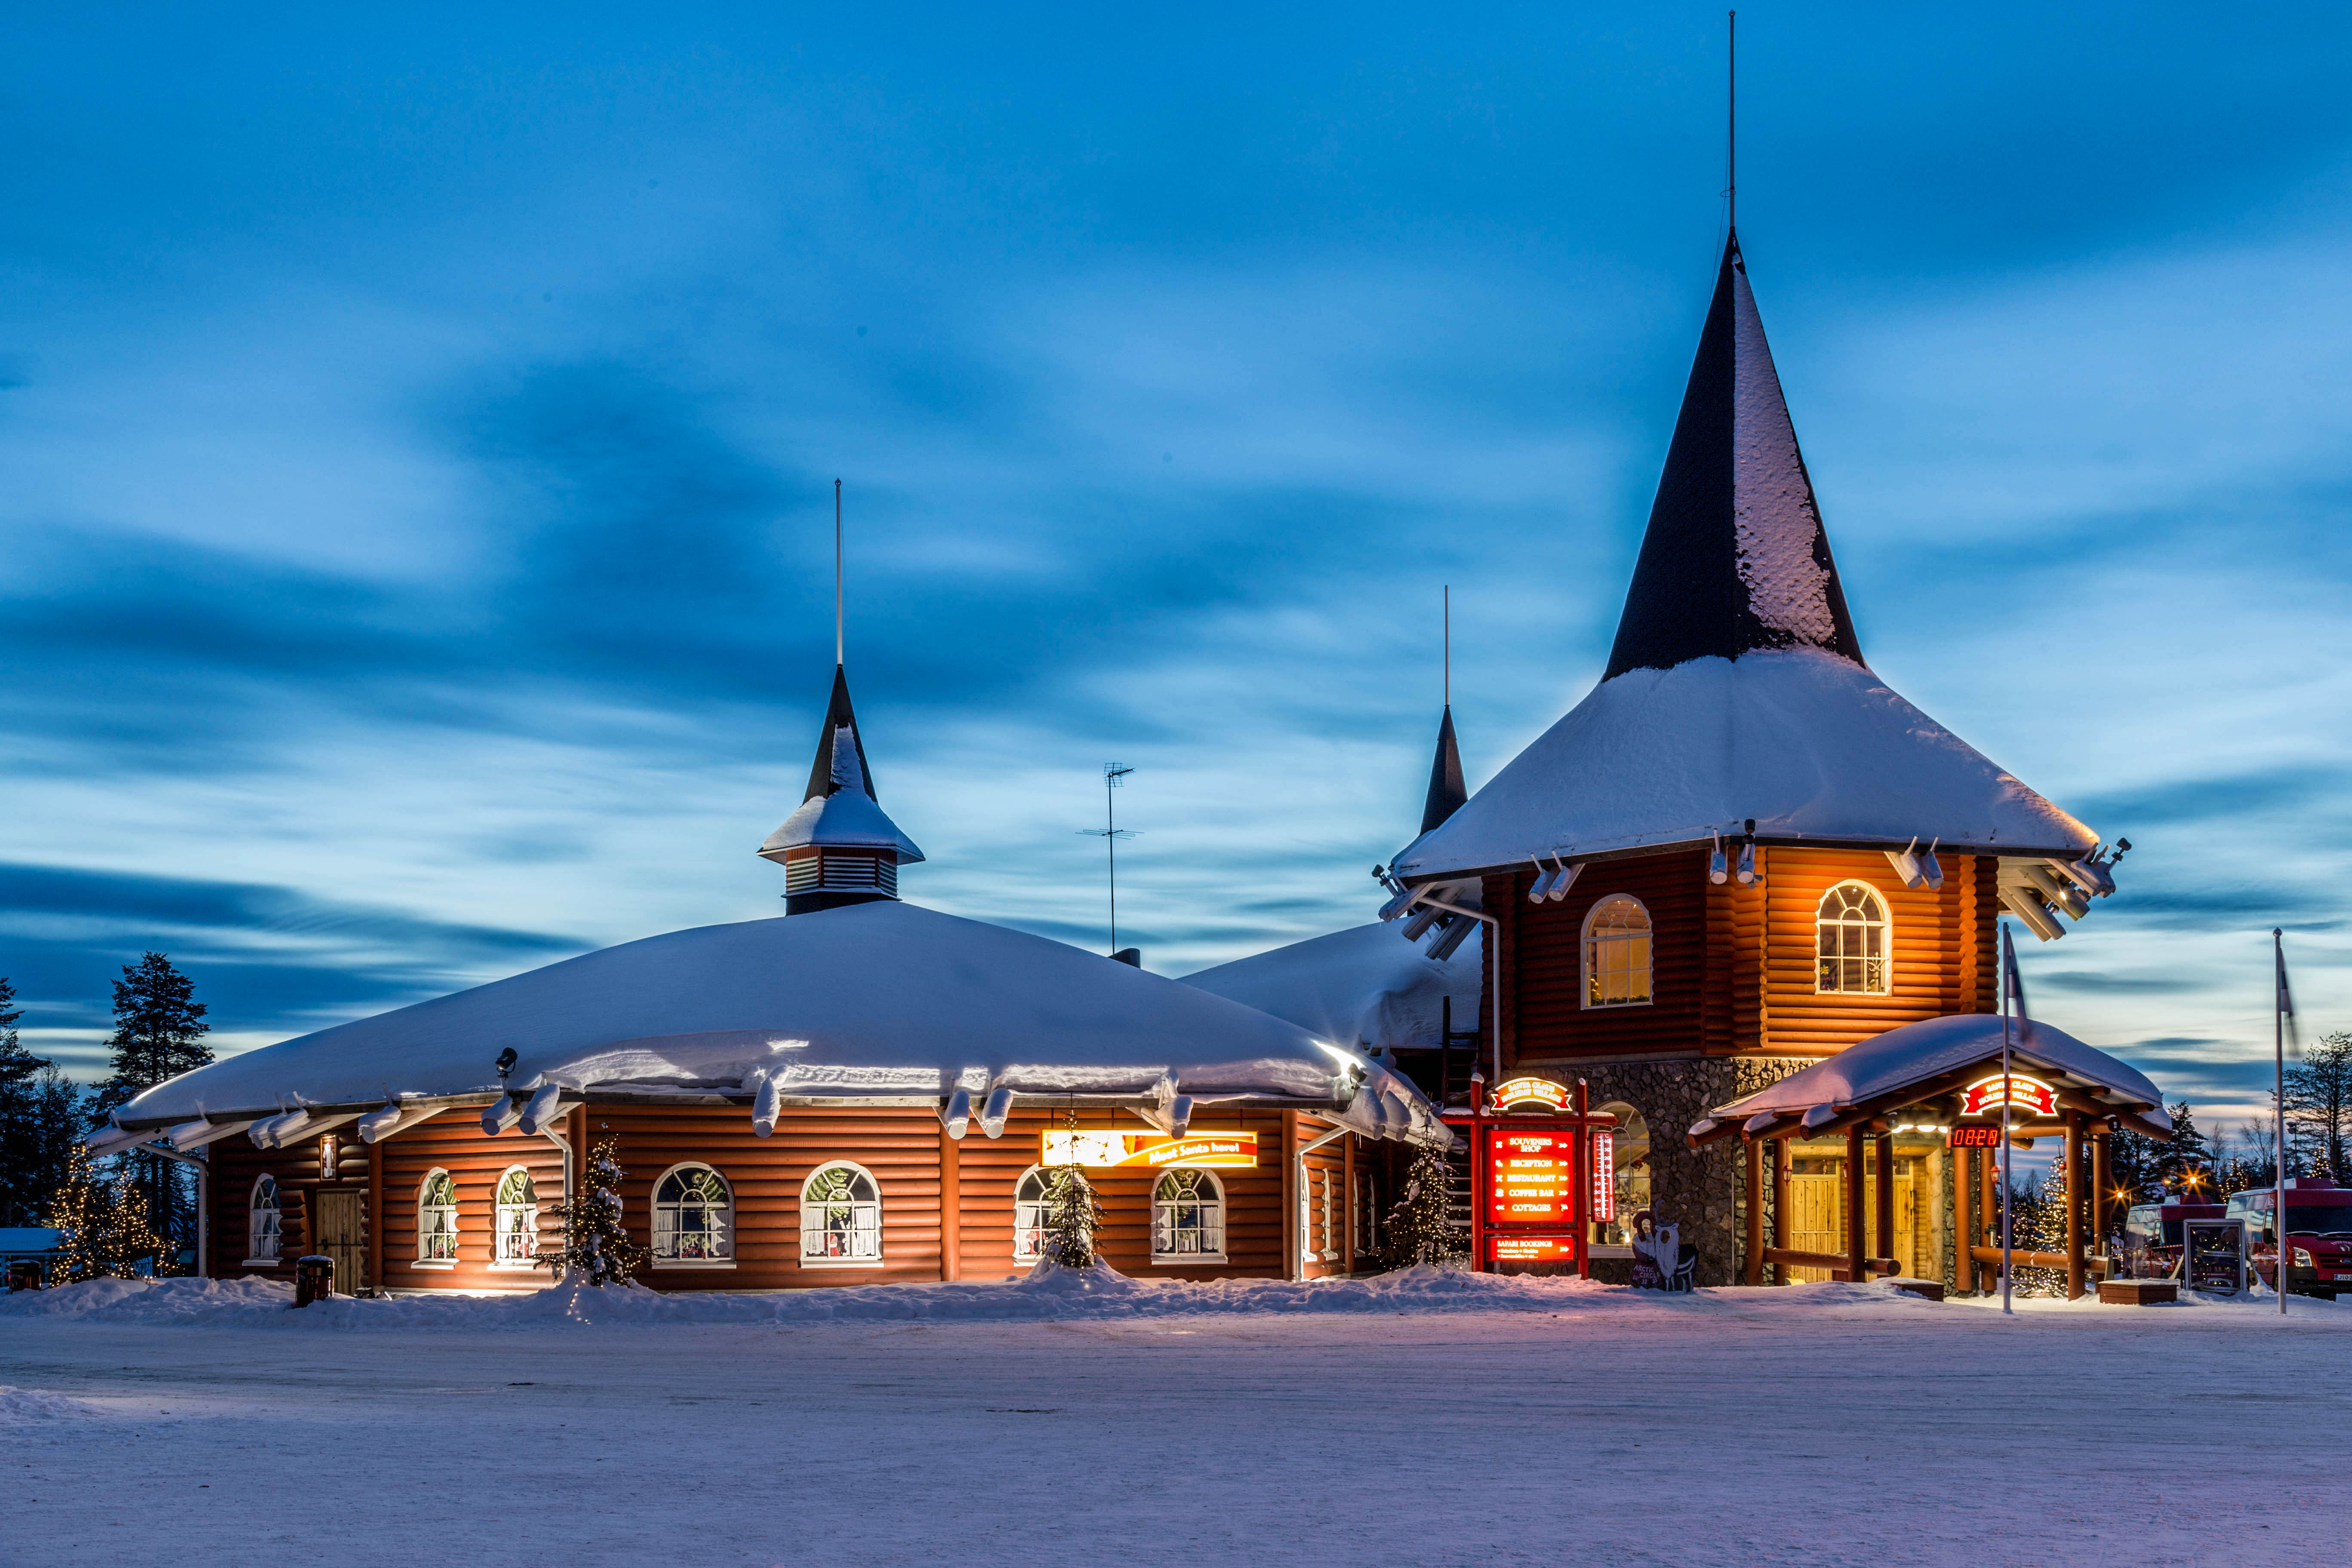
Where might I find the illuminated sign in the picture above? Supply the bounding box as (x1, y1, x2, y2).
(1041, 1130, 1258, 1169)
(1488, 1128, 1575, 1227)
(1948, 1124, 2005, 1149)
(1592, 1130, 1616, 1222)
(1492, 1076, 1571, 1112)
(1490, 1235, 1579, 1262)
(1960, 1074, 2058, 1119)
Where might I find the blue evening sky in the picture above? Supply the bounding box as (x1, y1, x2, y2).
(5, 4, 2346, 1138)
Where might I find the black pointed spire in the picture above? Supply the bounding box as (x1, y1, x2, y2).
(1602, 233, 1865, 681)
(1420, 706, 1468, 834)
(803, 664, 879, 803)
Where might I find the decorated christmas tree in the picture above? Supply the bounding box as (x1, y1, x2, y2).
(1038, 1164, 1099, 1267)
(47, 1142, 166, 1284)
(1383, 1145, 1464, 1268)
(536, 1136, 645, 1285)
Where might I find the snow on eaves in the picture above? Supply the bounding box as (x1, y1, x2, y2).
(1396, 648, 2097, 879)
(1703, 1013, 2170, 1132)
(113, 901, 1446, 1147)
(1181, 922, 1481, 1054)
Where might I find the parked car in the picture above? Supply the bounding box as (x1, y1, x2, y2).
(2119, 1200, 2226, 1278)
(2226, 1179, 2352, 1300)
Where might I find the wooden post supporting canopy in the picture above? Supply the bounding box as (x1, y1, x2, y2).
(1744, 1135, 1763, 1287)
(2064, 1112, 2085, 1300)
(1845, 1125, 1867, 1284)
(1951, 1144, 1971, 1296)
(1771, 1138, 1790, 1287)
(2090, 1125, 2111, 1262)
(1873, 1129, 1896, 1273)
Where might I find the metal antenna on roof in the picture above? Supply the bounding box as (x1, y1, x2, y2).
(1726, 11, 1736, 234)
(1080, 764, 1137, 956)
(1443, 585, 1450, 707)
(834, 478, 845, 668)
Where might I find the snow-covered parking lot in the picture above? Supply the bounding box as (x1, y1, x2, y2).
(4, 1267, 2348, 1567)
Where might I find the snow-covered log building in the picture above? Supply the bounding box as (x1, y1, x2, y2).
(98, 670, 1447, 1295)
(1210, 232, 2144, 1292)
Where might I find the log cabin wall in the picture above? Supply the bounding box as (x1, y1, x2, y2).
(375, 1111, 567, 1293)
(204, 1130, 364, 1283)
(1492, 845, 1999, 1072)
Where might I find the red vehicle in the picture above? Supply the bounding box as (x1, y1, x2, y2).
(2120, 1198, 2226, 1278)
(2226, 1180, 2352, 1300)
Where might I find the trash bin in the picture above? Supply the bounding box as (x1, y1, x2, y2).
(294, 1254, 335, 1307)
(5, 1258, 43, 1292)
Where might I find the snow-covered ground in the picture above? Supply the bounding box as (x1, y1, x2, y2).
(4, 1268, 2347, 1567)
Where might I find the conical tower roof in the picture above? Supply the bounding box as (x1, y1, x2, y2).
(760, 665, 924, 872)
(804, 664, 878, 804)
(1606, 232, 1864, 679)
(1392, 234, 2099, 882)
(1419, 706, 1468, 834)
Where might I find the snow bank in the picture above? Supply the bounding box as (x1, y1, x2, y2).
(0, 1386, 106, 1421)
(1395, 646, 2097, 877)
(1180, 922, 1481, 1053)
(111, 901, 1447, 1148)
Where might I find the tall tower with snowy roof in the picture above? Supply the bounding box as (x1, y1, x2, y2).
(759, 664, 925, 915)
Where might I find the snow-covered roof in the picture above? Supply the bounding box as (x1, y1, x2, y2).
(1703, 1012, 2169, 1132)
(1396, 647, 2097, 876)
(1180, 922, 1482, 1054)
(1396, 236, 2098, 880)
(759, 726, 925, 863)
(114, 901, 1446, 1147)
(0, 1228, 61, 1254)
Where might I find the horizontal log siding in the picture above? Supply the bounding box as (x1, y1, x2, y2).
(1757, 848, 1994, 1055)
(1507, 848, 1709, 1063)
(377, 1112, 565, 1292)
(204, 1132, 363, 1281)
(1298, 1123, 1353, 1280)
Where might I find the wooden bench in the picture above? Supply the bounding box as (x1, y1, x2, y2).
(2098, 1278, 2177, 1306)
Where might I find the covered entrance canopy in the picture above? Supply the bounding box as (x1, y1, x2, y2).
(1687, 1015, 2172, 1298)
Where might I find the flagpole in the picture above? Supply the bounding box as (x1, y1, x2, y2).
(2276, 927, 2288, 1315)
(2001, 921, 2014, 1316)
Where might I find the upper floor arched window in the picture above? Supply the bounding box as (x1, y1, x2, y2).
(801, 1162, 882, 1266)
(1816, 882, 1890, 994)
(652, 1164, 734, 1265)
(1152, 1169, 1225, 1262)
(247, 1174, 281, 1264)
(1583, 895, 1653, 1008)
(493, 1167, 538, 1268)
(416, 1170, 458, 1265)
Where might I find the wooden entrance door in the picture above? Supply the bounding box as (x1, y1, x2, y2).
(1787, 1174, 1841, 1281)
(313, 1190, 365, 1295)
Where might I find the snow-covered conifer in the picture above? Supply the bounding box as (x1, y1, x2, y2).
(1038, 1164, 1099, 1267)
(47, 1142, 165, 1283)
(1384, 1145, 1462, 1268)
(537, 1136, 644, 1285)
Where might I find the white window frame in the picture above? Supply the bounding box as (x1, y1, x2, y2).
(1012, 1164, 1050, 1266)
(651, 1163, 736, 1269)
(415, 1168, 458, 1269)
(244, 1173, 282, 1266)
(799, 1161, 883, 1268)
(491, 1165, 540, 1271)
(1151, 1169, 1227, 1265)
(1814, 879, 1893, 996)
(1581, 894, 1654, 1009)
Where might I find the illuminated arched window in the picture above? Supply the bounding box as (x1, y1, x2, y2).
(493, 1167, 539, 1267)
(801, 1162, 882, 1265)
(1152, 1169, 1225, 1262)
(247, 1174, 282, 1263)
(1816, 882, 1890, 994)
(416, 1170, 458, 1264)
(1582, 896, 1653, 1008)
(652, 1164, 734, 1264)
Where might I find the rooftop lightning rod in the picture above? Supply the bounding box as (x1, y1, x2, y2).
(834, 478, 844, 667)
(1443, 585, 1450, 707)
(1727, 10, 1736, 233)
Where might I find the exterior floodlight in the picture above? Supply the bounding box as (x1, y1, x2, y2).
(1915, 838, 1943, 891)
(494, 1047, 518, 1081)
(1526, 856, 1553, 903)
(1426, 916, 1475, 961)
(1735, 841, 1757, 885)
(1709, 834, 1728, 885)
(1544, 856, 1581, 903)
(1400, 902, 1446, 941)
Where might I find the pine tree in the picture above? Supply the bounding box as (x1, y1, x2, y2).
(1383, 1145, 1464, 1268)
(1038, 1165, 1100, 1267)
(47, 1142, 165, 1283)
(0, 976, 54, 1225)
(537, 1136, 645, 1286)
(2285, 1035, 2352, 1180)
(90, 954, 211, 1270)
(2152, 1101, 2212, 1196)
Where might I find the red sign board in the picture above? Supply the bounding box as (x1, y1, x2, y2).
(1489, 1235, 1579, 1262)
(1948, 1124, 2005, 1148)
(1960, 1073, 2058, 1119)
(1488, 1127, 1575, 1228)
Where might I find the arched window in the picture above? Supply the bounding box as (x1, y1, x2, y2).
(801, 1162, 882, 1265)
(1013, 1166, 1051, 1265)
(1816, 882, 1890, 994)
(652, 1164, 734, 1265)
(1152, 1169, 1225, 1262)
(1583, 895, 1653, 1008)
(493, 1167, 538, 1267)
(247, 1174, 281, 1264)
(416, 1170, 458, 1265)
